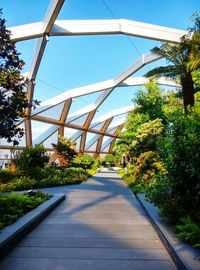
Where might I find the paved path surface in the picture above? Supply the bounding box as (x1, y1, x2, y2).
(1, 171, 177, 270)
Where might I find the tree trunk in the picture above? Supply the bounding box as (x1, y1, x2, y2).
(181, 74, 195, 114)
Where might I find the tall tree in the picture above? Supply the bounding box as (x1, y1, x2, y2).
(114, 80, 166, 159)
(52, 136, 77, 168)
(0, 10, 38, 145)
(146, 14, 200, 113)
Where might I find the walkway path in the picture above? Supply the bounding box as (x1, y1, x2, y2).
(1, 171, 176, 270)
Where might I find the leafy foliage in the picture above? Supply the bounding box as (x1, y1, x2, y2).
(0, 10, 38, 145)
(134, 80, 167, 121)
(133, 151, 167, 185)
(0, 191, 51, 229)
(114, 81, 166, 161)
(12, 144, 49, 176)
(130, 119, 164, 158)
(99, 153, 116, 167)
(104, 153, 115, 166)
(72, 154, 95, 170)
(157, 105, 200, 222)
(114, 14, 200, 247)
(52, 136, 77, 168)
(0, 169, 18, 183)
(146, 13, 200, 113)
(176, 216, 200, 247)
(0, 167, 90, 192)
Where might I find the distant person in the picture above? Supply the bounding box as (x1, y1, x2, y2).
(122, 156, 126, 171)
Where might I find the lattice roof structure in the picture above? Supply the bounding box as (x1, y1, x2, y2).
(1, 0, 187, 159)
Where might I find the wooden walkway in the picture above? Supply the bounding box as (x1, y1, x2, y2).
(1, 171, 177, 270)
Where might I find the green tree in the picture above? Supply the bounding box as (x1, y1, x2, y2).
(114, 81, 166, 160)
(157, 106, 200, 222)
(104, 153, 115, 167)
(146, 14, 200, 113)
(130, 119, 164, 158)
(52, 136, 77, 168)
(12, 144, 49, 174)
(134, 80, 167, 121)
(72, 154, 94, 171)
(0, 10, 38, 145)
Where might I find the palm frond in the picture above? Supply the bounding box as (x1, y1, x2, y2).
(145, 65, 179, 78)
(187, 58, 200, 72)
(151, 44, 185, 65)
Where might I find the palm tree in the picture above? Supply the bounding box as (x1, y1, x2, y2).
(146, 14, 200, 113)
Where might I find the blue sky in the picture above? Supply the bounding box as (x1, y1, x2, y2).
(0, 0, 200, 141)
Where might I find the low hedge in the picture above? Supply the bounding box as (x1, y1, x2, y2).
(0, 191, 51, 229)
(0, 167, 93, 192)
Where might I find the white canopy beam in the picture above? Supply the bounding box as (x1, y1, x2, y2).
(24, 0, 65, 148)
(32, 75, 177, 118)
(9, 19, 187, 43)
(90, 105, 133, 128)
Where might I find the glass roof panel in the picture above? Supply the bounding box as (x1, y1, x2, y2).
(103, 145, 110, 153)
(110, 114, 127, 127)
(16, 39, 36, 74)
(38, 102, 65, 120)
(31, 121, 52, 141)
(90, 121, 105, 130)
(86, 132, 97, 144)
(107, 127, 118, 135)
(87, 141, 98, 152)
(102, 135, 111, 144)
(43, 131, 58, 148)
(64, 127, 78, 138)
(67, 114, 88, 126)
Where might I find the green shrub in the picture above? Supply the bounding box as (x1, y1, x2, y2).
(104, 154, 115, 167)
(121, 165, 135, 186)
(52, 136, 77, 168)
(0, 191, 51, 229)
(157, 105, 200, 222)
(0, 177, 37, 192)
(12, 145, 49, 175)
(98, 154, 115, 168)
(72, 154, 95, 170)
(0, 170, 16, 183)
(176, 216, 200, 248)
(0, 166, 90, 191)
(145, 174, 182, 224)
(134, 151, 167, 185)
(87, 168, 97, 176)
(122, 152, 167, 195)
(130, 119, 164, 158)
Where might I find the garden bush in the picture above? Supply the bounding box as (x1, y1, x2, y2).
(0, 177, 37, 192)
(130, 119, 164, 158)
(156, 105, 200, 223)
(72, 154, 95, 170)
(176, 216, 200, 248)
(12, 145, 49, 176)
(52, 136, 77, 168)
(0, 191, 51, 229)
(0, 167, 90, 192)
(98, 154, 116, 167)
(0, 169, 16, 183)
